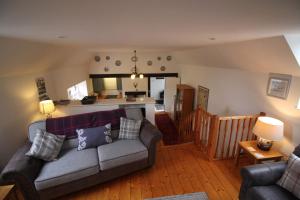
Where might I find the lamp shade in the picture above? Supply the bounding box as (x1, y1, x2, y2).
(39, 100, 55, 115)
(253, 116, 284, 141)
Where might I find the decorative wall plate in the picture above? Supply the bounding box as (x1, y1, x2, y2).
(104, 66, 109, 72)
(160, 66, 166, 71)
(115, 60, 122, 66)
(94, 55, 101, 62)
(131, 56, 138, 62)
(166, 56, 172, 61)
(147, 60, 153, 66)
(157, 56, 161, 61)
(105, 56, 110, 60)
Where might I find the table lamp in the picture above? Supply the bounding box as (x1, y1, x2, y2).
(39, 100, 55, 118)
(253, 116, 284, 151)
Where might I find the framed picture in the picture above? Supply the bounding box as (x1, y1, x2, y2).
(197, 85, 209, 111)
(266, 73, 292, 99)
(36, 77, 49, 101)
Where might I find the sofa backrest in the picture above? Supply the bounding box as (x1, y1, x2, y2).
(28, 108, 144, 149)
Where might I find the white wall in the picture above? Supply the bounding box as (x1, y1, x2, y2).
(150, 78, 165, 100)
(179, 64, 300, 154)
(0, 72, 52, 170)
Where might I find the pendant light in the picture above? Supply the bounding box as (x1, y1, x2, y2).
(131, 50, 143, 79)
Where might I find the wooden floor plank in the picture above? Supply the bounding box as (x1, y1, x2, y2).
(58, 143, 241, 200)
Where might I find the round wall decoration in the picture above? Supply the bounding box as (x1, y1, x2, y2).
(166, 56, 172, 61)
(147, 60, 153, 66)
(115, 60, 122, 66)
(105, 56, 110, 60)
(160, 66, 166, 71)
(94, 55, 101, 62)
(157, 56, 162, 61)
(131, 56, 138, 62)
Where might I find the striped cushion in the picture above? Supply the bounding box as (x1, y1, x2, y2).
(26, 129, 65, 161)
(118, 117, 142, 139)
(277, 154, 300, 199)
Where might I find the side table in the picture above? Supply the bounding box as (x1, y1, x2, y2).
(235, 140, 283, 165)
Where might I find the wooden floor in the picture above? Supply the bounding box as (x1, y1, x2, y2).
(59, 143, 242, 200)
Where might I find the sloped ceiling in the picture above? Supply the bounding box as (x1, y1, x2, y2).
(172, 36, 300, 76)
(0, 37, 91, 77)
(0, 0, 300, 49)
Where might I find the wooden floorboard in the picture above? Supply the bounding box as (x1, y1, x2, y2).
(58, 143, 241, 200)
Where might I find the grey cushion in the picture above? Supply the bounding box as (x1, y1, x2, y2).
(28, 120, 78, 150)
(119, 117, 142, 140)
(35, 148, 99, 190)
(26, 129, 65, 161)
(125, 108, 144, 120)
(277, 154, 300, 199)
(97, 139, 148, 170)
(28, 120, 46, 142)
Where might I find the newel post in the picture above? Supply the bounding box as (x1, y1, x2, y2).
(207, 114, 220, 161)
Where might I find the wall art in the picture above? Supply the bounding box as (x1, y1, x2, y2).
(267, 73, 292, 99)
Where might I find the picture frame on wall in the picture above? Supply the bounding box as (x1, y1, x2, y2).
(266, 73, 292, 100)
(197, 85, 209, 111)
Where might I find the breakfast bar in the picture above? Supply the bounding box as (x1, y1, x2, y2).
(53, 97, 156, 124)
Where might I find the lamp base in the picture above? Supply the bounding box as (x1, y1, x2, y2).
(257, 137, 273, 151)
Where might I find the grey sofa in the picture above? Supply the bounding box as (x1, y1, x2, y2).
(239, 145, 300, 200)
(1, 109, 162, 200)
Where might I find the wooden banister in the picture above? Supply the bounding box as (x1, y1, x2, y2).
(177, 107, 265, 161)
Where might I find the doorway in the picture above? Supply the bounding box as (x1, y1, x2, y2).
(150, 77, 165, 111)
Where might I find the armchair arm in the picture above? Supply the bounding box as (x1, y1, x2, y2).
(239, 162, 287, 200)
(1, 142, 44, 200)
(140, 120, 162, 166)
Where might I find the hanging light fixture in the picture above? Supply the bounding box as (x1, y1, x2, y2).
(131, 50, 143, 79)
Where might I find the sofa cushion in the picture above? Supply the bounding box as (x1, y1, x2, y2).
(76, 124, 112, 150)
(119, 117, 142, 140)
(35, 148, 99, 190)
(246, 185, 298, 200)
(26, 129, 65, 161)
(277, 154, 300, 199)
(97, 139, 148, 170)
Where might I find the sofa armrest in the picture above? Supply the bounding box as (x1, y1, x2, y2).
(239, 162, 287, 200)
(140, 120, 162, 166)
(140, 120, 162, 149)
(1, 142, 43, 200)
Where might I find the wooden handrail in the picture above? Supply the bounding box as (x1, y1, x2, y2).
(177, 107, 265, 161)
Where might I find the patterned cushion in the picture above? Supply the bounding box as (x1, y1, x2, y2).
(26, 129, 65, 161)
(76, 124, 112, 150)
(118, 117, 142, 140)
(277, 154, 300, 199)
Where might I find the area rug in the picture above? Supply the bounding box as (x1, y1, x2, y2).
(155, 112, 179, 145)
(145, 192, 209, 200)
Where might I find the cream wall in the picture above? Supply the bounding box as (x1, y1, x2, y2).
(0, 72, 53, 170)
(179, 64, 300, 154)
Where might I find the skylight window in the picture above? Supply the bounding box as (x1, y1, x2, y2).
(67, 81, 88, 100)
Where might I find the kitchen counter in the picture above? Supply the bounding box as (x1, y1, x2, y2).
(68, 97, 156, 106)
(53, 97, 156, 124)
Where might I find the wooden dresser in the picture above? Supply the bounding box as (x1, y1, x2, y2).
(174, 84, 195, 121)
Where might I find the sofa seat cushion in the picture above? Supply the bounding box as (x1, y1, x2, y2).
(246, 185, 298, 200)
(35, 148, 99, 190)
(98, 139, 148, 170)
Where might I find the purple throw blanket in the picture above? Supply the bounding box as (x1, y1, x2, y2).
(46, 108, 126, 139)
